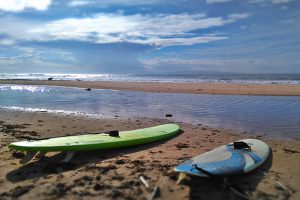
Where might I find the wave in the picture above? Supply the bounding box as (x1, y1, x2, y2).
(0, 85, 52, 92)
(0, 73, 300, 85)
(0, 106, 109, 119)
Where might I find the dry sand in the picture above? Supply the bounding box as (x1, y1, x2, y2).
(0, 109, 299, 200)
(1, 79, 300, 96)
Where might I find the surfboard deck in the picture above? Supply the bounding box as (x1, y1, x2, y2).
(9, 124, 180, 152)
(174, 139, 270, 177)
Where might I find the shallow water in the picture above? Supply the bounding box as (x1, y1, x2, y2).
(0, 85, 300, 139)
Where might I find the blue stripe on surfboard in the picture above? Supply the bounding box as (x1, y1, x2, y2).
(245, 151, 262, 164)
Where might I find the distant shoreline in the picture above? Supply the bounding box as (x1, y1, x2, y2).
(1, 79, 300, 96)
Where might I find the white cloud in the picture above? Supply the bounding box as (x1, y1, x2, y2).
(68, 0, 94, 7)
(0, 0, 52, 12)
(67, 0, 165, 7)
(0, 39, 15, 46)
(140, 57, 279, 73)
(272, 0, 292, 3)
(133, 36, 228, 47)
(142, 57, 245, 66)
(249, 0, 292, 4)
(228, 13, 249, 20)
(0, 47, 78, 72)
(6, 12, 245, 47)
(0, 54, 36, 65)
(211, 0, 293, 4)
(206, 0, 232, 4)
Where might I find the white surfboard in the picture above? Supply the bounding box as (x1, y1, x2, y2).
(174, 139, 270, 177)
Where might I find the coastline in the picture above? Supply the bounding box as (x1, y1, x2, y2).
(0, 109, 299, 199)
(1, 79, 300, 96)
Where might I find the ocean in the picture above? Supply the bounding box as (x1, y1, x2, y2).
(1, 73, 300, 84)
(0, 85, 299, 140)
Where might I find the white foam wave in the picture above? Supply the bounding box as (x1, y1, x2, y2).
(0, 85, 51, 92)
(0, 106, 110, 119)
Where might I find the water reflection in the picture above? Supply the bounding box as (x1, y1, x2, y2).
(0, 85, 51, 92)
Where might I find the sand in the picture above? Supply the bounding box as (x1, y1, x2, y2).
(0, 109, 299, 200)
(1, 79, 300, 96)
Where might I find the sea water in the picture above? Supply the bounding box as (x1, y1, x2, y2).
(0, 85, 299, 140)
(1, 73, 300, 85)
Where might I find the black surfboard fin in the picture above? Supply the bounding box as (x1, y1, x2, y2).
(233, 141, 251, 151)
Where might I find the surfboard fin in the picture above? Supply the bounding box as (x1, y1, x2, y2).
(176, 173, 186, 184)
(61, 151, 76, 163)
(20, 151, 37, 164)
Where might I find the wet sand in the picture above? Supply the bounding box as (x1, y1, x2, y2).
(1, 79, 300, 96)
(0, 109, 299, 200)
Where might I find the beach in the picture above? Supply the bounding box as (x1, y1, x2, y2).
(1, 0, 299, 199)
(0, 109, 299, 200)
(1, 79, 300, 96)
(0, 81, 299, 199)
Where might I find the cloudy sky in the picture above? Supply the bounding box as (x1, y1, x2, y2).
(0, 0, 299, 74)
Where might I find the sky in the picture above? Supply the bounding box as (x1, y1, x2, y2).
(0, 0, 299, 74)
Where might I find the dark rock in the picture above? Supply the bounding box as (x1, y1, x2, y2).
(48, 77, 53, 80)
(85, 88, 91, 91)
(165, 114, 173, 117)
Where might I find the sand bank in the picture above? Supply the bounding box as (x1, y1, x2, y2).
(0, 110, 299, 200)
(1, 79, 300, 96)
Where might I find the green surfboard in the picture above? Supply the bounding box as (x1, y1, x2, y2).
(9, 124, 180, 152)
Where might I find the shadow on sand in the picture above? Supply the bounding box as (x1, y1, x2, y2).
(6, 130, 182, 183)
